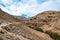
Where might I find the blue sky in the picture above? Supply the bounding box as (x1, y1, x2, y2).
(0, 0, 60, 17)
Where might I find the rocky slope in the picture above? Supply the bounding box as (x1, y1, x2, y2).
(0, 9, 25, 23)
(25, 10, 60, 40)
(25, 10, 60, 27)
(0, 8, 53, 40)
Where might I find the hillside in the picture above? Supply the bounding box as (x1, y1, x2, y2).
(25, 10, 60, 27)
(25, 10, 60, 40)
(0, 9, 27, 23)
(0, 8, 53, 40)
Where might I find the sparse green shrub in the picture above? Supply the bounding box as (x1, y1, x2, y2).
(28, 26, 33, 29)
(49, 12, 55, 14)
(45, 31, 60, 40)
(43, 20, 47, 22)
(34, 27, 43, 32)
(34, 18, 36, 19)
(28, 25, 60, 40)
(2, 26, 10, 32)
(30, 19, 32, 20)
(0, 30, 4, 34)
(48, 16, 53, 18)
(0, 37, 3, 40)
(28, 26, 43, 32)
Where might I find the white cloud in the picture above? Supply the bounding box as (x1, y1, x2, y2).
(0, 0, 60, 17)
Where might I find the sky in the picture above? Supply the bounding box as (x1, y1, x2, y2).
(0, 0, 60, 18)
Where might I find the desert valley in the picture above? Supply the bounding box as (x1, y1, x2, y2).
(0, 8, 60, 40)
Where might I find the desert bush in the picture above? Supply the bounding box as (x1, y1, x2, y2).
(28, 26, 43, 32)
(0, 37, 3, 40)
(28, 26, 33, 29)
(34, 18, 36, 19)
(45, 31, 60, 40)
(49, 12, 55, 14)
(2, 26, 10, 32)
(34, 27, 43, 32)
(48, 16, 53, 18)
(28, 25, 60, 40)
(30, 19, 32, 20)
